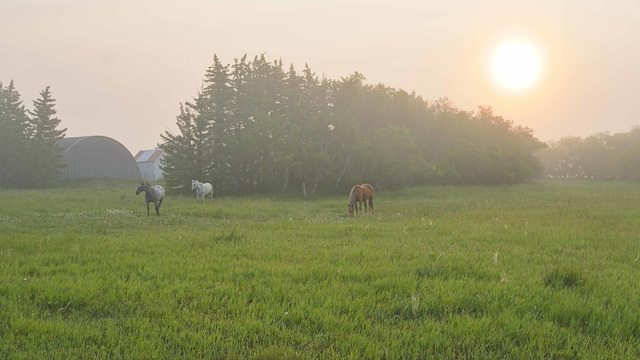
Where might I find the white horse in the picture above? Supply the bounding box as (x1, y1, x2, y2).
(191, 179, 213, 204)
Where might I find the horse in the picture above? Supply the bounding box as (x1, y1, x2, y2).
(136, 182, 164, 216)
(191, 180, 213, 204)
(348, 183, 374, 216)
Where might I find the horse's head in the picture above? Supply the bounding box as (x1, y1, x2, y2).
(191, 180, 197, 190)
(136, 182, 146, 195)
(348, 203, 355, 215)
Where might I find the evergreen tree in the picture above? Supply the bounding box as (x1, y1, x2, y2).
(0, 81, 30, 187)
(26, 86, 67, 187)
(160, 55, 237, 194)
(160, 100, 210, 193)
(230, 54, 257, 192)
(203, 54, 236, 192)
(161, 54, 547, 194)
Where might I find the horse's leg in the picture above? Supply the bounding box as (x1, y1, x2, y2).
(369, 197, 374, 214)
(155, 201, 160, 216)
(146, 201, 150, 216)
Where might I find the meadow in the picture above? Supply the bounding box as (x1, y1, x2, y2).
(1, 179, 639, 359)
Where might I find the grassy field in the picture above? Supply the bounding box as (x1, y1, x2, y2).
(1, 179, 639, 359)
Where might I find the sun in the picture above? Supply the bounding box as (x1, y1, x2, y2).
(492, 41, 542, 91)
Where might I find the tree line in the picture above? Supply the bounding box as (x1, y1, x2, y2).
(6, 55, 637, 192)
(538, 127, 640, 180)
(0, 81, 66, 188)
(160, 54, 546, 195)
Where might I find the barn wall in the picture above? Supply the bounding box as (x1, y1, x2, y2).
(135, 150, 164, 182)
(61, 136, 141, 180)
(138, 161, 163, 181)
(153, 159, 164, 181)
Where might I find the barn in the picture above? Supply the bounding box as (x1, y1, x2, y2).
(134, 149, 165, 181)
(58, 136, 141, 180)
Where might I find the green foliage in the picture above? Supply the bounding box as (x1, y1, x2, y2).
(0, 81, 31, 187)
(0, 82, 66, 188)
(161, 54, 545, 195)
(539, 127, 640, 180)
(1, 180, 640, 358)
(27, 86, 67, 187)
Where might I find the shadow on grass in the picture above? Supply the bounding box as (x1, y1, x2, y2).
(543, 266, 586, 289)
(415, 265, 500, 282)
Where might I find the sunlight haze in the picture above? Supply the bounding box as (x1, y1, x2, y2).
(492, 41, 542, 91)
(1, 0, 639, 153)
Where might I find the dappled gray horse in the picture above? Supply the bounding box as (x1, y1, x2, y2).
(136, 182, 164, 216)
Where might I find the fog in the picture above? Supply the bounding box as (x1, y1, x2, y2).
(1, 0, 639, 154)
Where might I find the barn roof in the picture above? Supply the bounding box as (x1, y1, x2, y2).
(134, 149, 164, 163)
(57, 135, 140, 180)
(59, 136, 87, 153)
(59, 136, 127, 155)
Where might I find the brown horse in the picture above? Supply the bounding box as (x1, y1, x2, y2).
(348, 183, 374, 215)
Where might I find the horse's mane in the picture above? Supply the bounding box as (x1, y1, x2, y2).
(349, 185, 359, 205)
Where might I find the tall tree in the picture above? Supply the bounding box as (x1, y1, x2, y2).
(160, 99, 210, 193)
(203, 54, 236, 192)
(331, 72, 367, 189)
(26, 86, 67, 187)
(161, 54, 547, 194)
(0, 81, 30, 187)
(296, 65, 336, 194)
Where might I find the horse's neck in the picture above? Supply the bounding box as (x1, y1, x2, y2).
(349, 186, 358, 204)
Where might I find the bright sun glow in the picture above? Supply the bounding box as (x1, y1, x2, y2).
(492, 42, 541, 91)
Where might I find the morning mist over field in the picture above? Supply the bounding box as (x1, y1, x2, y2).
(1, 0, 639, 154)
(3, 2, 640, 357)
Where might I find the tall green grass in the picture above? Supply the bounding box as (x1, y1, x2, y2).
(1, 179, 639, 358)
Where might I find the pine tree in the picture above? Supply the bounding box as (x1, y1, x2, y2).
(26, 86, 67, 187)
(203, 54, 236, 193)
(0, 81, 31, 187)
(230, 54, 255, 192)
(160, 100, 210, 193)
(160, 54, 546, 193)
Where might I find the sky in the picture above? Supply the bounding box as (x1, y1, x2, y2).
(1, 0, 639, 154)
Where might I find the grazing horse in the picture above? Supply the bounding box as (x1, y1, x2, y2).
(348, 183, 374, 216)
(191, 180, 213, 204)
(136, 182, 164, 216)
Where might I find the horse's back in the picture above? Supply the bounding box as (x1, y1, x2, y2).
(361, 183, 374, 198)
(200, 182, 213, 195)
(152, 185, 164, 199)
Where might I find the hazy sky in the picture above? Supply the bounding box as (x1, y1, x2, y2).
(2, 0, 639, 154)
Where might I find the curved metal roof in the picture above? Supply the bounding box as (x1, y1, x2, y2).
(58, 136, 141, 180)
